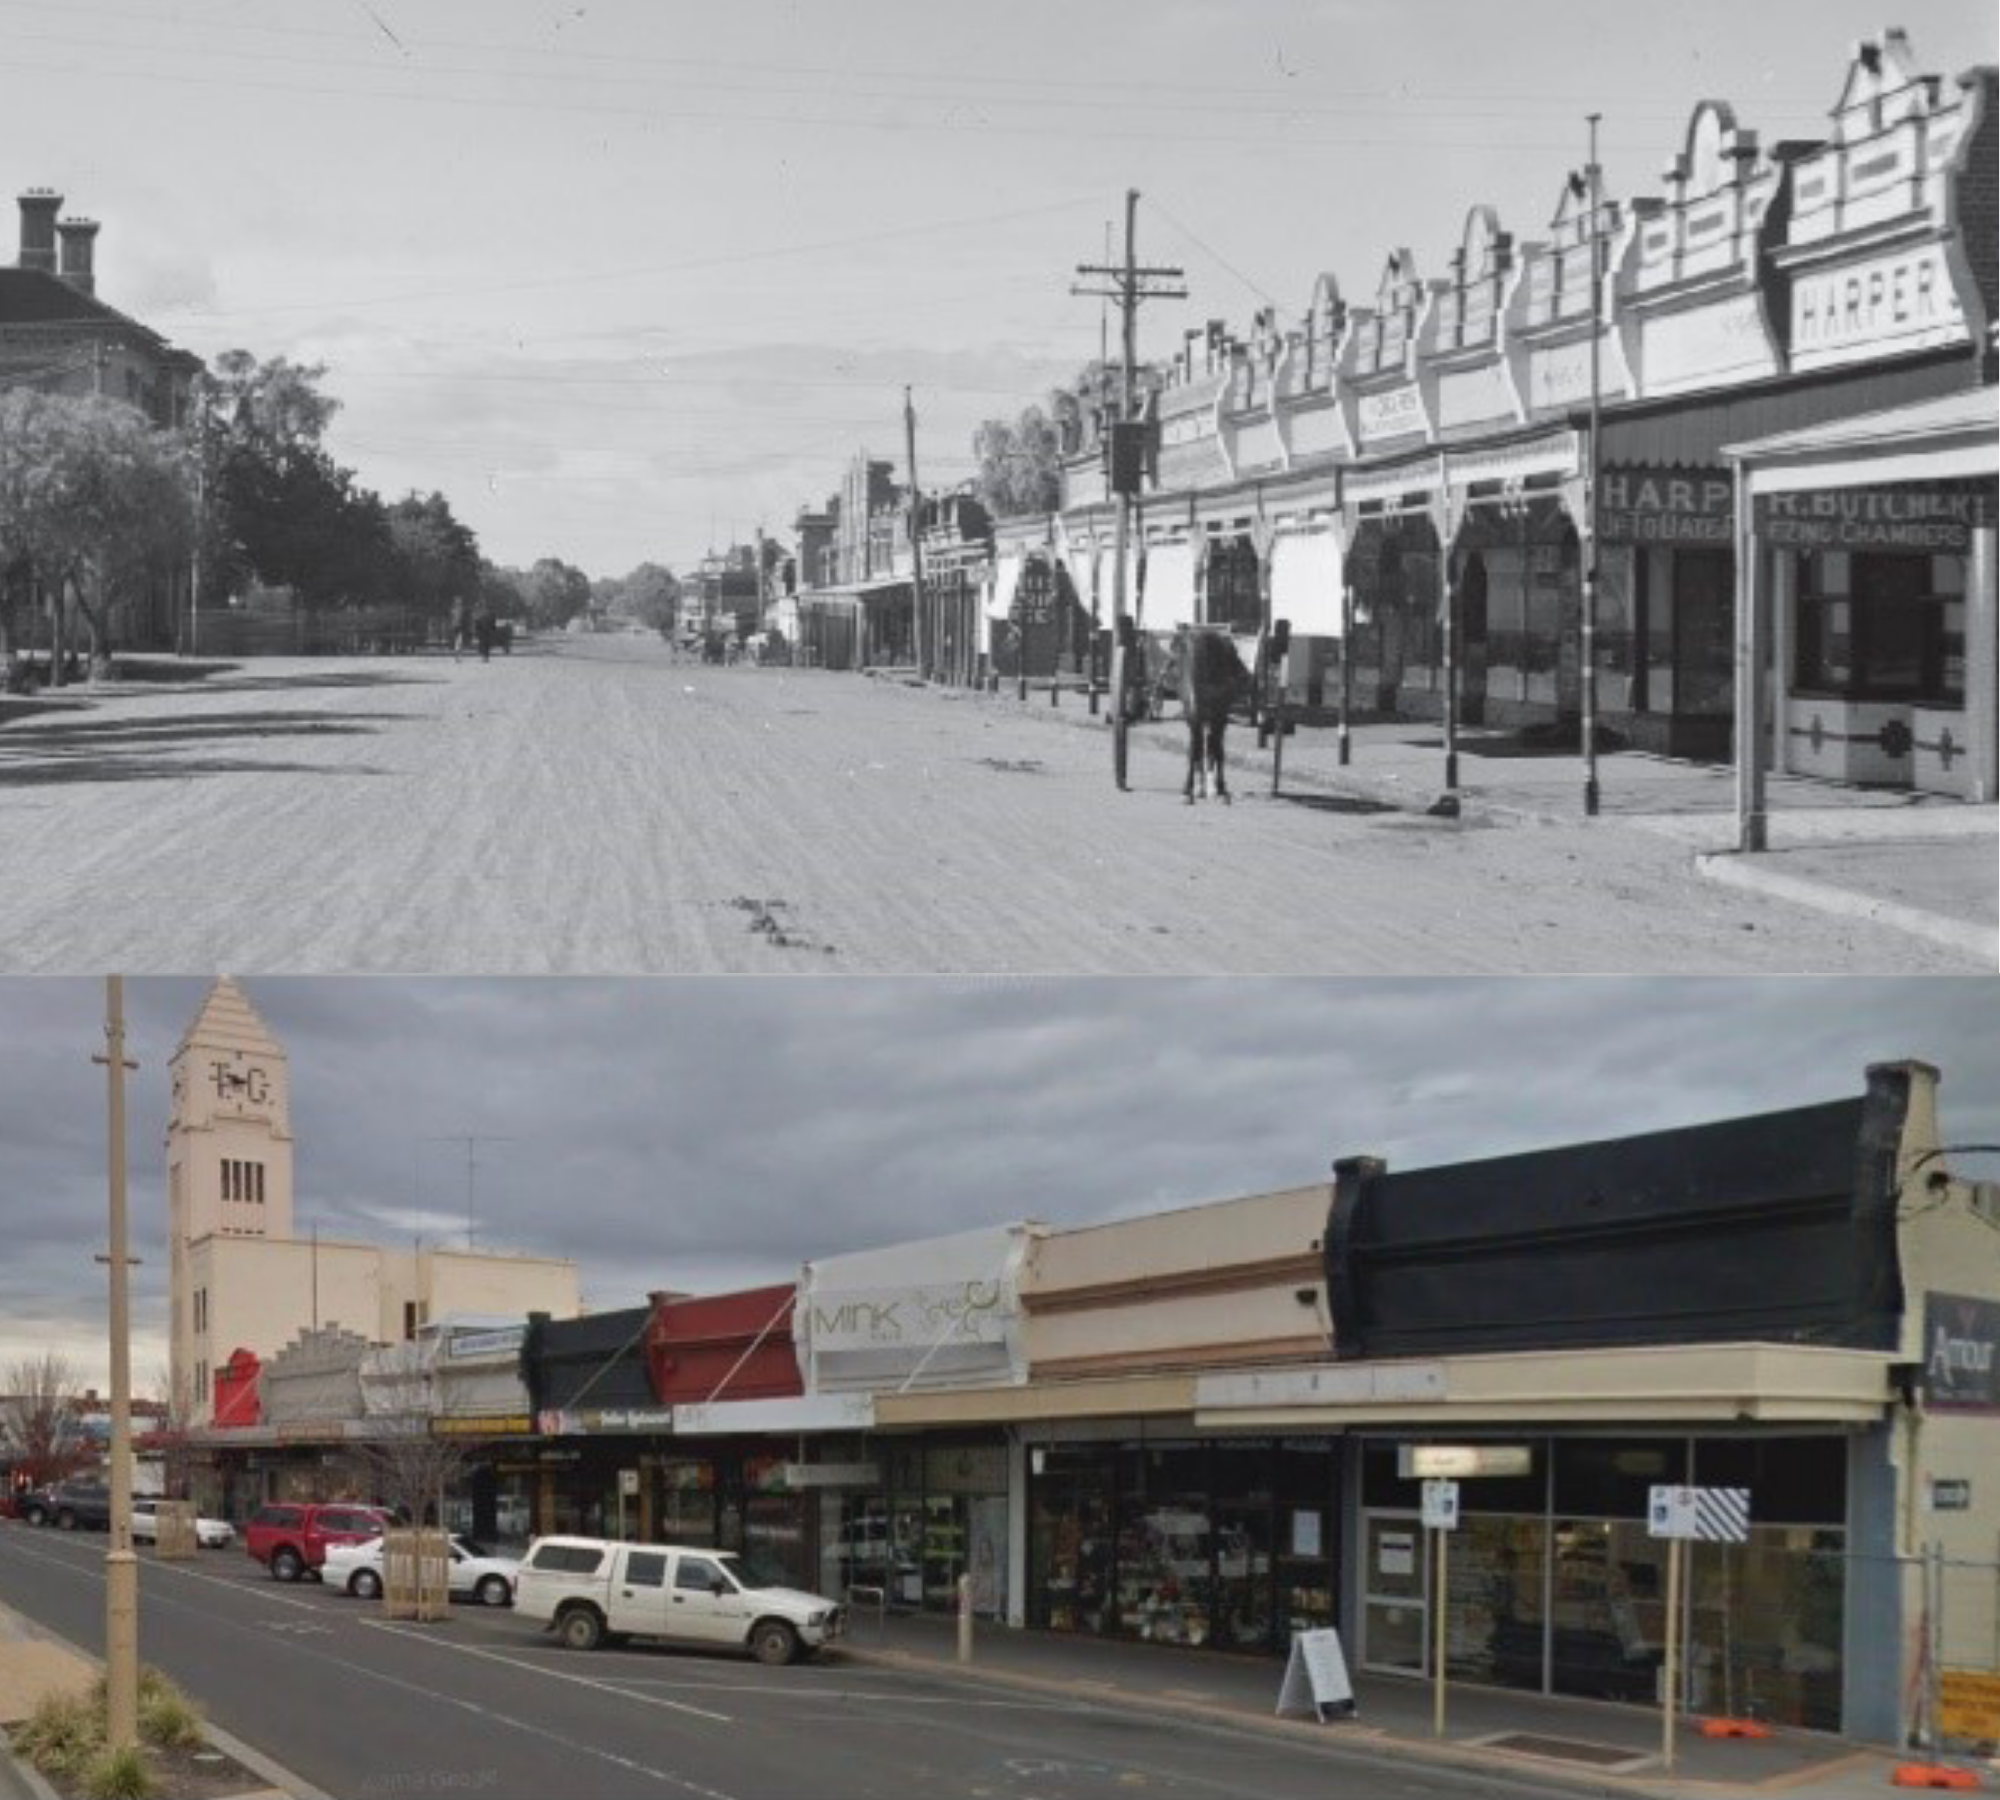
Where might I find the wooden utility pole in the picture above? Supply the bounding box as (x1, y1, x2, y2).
(94, 978, 139, 1753)
(1582, 113, 1605, 817)
(1073, 190, 1185, 790)
(904, 387, 929, 681)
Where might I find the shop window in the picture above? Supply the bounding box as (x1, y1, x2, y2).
(658, 1460, 716, 1545)
(1795, 551, 1957, 703)
(1683, 1527, 1845, 1731)
(1116, 1443, 1213, 1647)
(1690, 1435, 1845, 1526)
(1553, 1439, 1689, 1520)
(1547, 1520, 1670, 1704)
(1030, 1455, 1116, 1635)
(1447, 1514, 1549, 1691)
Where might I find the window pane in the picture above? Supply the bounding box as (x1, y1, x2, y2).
(674, 1555, 720, 1591)
(625, 1550, 666, 1587)
(1553, 1439, 1687, 1520)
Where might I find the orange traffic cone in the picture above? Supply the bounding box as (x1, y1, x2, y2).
(1700, 1718, 1775, 1739)
(1890, 1764, 1979, 1790)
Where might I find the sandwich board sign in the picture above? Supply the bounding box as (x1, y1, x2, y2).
(1277, 1627, 1356, 1722)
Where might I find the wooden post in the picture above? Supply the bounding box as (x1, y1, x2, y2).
(1663, 1534, 1683, 1771)
(1433, 1525, 1449, 1738)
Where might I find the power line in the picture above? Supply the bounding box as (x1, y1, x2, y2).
(1144, 195, 1279, 309)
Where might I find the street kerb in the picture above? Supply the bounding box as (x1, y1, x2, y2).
(0, 1597, 327, 1800)
(832, 1640, 1671, 1800)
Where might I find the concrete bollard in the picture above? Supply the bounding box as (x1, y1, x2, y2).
(957, 1573, 973, 1664)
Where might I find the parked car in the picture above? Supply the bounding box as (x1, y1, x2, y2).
(244, 1502, 394, 1582)
(513, 1536, 842, 1665)
(322, 1533, 518, 1607)
(129, 1498, 235, 1549)
(24, 1481, 111, 1531)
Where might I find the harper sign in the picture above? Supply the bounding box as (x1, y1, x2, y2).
(1791, 243, 1966, 369)
(1922, 1293, 2000, 1412)
(1757, 486, 1979, 555)
(1599, 467, 1733, 546)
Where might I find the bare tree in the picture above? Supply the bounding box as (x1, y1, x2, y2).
(344, 1349, 480, 1528)
(2, 1352, 89, 1487)
(146, 1363, 201, 1503)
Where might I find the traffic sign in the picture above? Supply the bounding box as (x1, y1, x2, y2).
(1421, 1480, 1460, 1531)
(1648, 1485, 1750, 1543)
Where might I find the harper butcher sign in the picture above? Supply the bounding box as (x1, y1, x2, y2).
(1923, 1293, 2000, 1413)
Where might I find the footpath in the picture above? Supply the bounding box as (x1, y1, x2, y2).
(0, 1599, 315, 1800)
(934, 680, 1999, 967)
(839, 1609, 1994, 1799)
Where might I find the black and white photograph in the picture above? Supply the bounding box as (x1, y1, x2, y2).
(0, 0, 1992, 971)
(1, 4, 1997, 1799)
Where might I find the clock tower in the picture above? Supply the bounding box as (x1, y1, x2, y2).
(168, 977, 294, 1419)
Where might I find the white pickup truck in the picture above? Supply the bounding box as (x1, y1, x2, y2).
(512, 1537, 843, 1666)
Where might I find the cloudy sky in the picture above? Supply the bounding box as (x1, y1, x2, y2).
(1, 975, 1995, 1390)
(9, 0, 1993, 577)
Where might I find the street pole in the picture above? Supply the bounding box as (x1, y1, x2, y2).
(94, 977, 139, 1753)
(1582, 112, 1604, 817)
(1662, 1533, 1682, 1772)
(1432, 1524, 1449, 1738)
(904, 387, 929, 682)
(1073, 190, 1185, 793)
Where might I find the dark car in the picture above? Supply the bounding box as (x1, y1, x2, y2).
(26, 1480, 112, 1531)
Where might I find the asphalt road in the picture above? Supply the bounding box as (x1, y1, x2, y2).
(0, 1526, 1546, 1800)
(0, 635, 1965, 972)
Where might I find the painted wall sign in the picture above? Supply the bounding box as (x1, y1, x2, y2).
(1527, 334, 1621, 412)
(1358, 383, 1424, 440)
(1636, 293, 1778, 397)
(1790, 243, 1966, 369)
(1599, 467, 1734, 545)
(1757, 487, 1978, 555)
(1921, 1292, 2000, 1411)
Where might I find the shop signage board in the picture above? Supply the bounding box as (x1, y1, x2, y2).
(1420, 1480, 1460, 1531)
(808, 1280, 1016, 1351)
(1276, 1626, 1356, 1721)
(431, 1414, 533, 1437)
(780, 1462, 882, 1490)
(1647, 1485, 1750, 1542)
(1756, 486, 1979, 555)
(1790, 243, 1967, 371)
(1921, 1293, 2000, 1411)
(1599, 468, 1733, 546)
(1399, 1444, 1532, 1479)
(443, 1327, 525, 1360)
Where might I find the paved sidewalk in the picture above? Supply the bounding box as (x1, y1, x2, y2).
(837, 1610, 1993, 1799)
(954, 682, 1998, 962)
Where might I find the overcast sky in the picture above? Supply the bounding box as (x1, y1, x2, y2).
(9, 0, 1993, 576)
(1, 975, 1995, 1390)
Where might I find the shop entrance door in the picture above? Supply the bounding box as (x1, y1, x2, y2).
(1361, 1511, 1427, 1674)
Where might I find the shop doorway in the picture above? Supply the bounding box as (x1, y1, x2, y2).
(1361, 1510, 1428, 1674)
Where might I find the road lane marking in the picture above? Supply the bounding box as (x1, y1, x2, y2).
(359, 1619, 733, 1724)
(0, 1536, 739, 1800)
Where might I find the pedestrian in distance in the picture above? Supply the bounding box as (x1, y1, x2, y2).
(451, 595, 472, 662)
(475, 607, 495, 663)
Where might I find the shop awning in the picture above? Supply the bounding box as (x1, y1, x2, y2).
(1192, 1342, 1895, 1430)
(876, 1371, 1197, 1429)
(1269, 530, 1344, 638)
(986, 554, 1024, 624)
(1590, 355, 1978, 472)
(1140, 539, 1197, 630)
(1724, 384, 2000, 495)
(671, 1393, 874, 1436)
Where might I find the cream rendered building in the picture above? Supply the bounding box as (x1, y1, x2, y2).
(169, 979, 580, 1427)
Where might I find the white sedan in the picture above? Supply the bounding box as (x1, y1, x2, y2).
(323, 1534, 519, 1607)
(130, 1498, 235, 1549)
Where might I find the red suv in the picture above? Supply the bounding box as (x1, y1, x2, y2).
(245, 1503, 392, 1582)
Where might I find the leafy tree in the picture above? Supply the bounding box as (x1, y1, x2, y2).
(521, 556, 591, 631)
(477, 560, 526, 623)
(970, 406, 1063, 519)
(604, 562, 680, 633)
(386, 491, 480, 622)
(208, 350, 340, 457)
(0, 390, 195, 678)
(220, 442, 392, 612)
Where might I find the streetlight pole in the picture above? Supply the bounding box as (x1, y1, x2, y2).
(93, 977, 139, 1753)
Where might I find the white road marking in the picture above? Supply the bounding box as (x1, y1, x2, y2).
(359, 1619, 734, 1723)
(0, 1533, 738, 1799)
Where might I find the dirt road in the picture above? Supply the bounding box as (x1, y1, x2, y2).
(0, 638, 1973, 972)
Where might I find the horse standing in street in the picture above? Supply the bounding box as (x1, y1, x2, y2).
(1177, 628, 1250, 804)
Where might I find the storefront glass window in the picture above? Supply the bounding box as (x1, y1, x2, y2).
(1547, 1520, 1670, 1704)
(1032, 1453, 1115, 1635)
(1553, 1438, 1688, 1518)
(1684, 1529, 1845, 1731)
(1446, 1514, 1548, 1690)
(1275, 1441, 1337, 1638)
(1116, 1444, 1212, 1647)
(658, 1459, 716, 1545)
(1210, 1442, 1275, 1652)
(1796, 550, 1958, 702)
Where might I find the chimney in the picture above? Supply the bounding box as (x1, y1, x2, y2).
(56, 217, 98, 296)
(17, 189, 62, 273)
